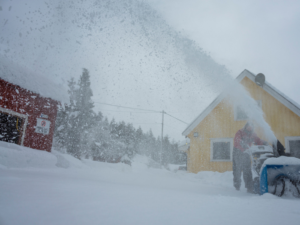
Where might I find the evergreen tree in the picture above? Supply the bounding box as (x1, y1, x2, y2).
(54, 68, 183, 164)
(53, 104, 69, 150)
(54, 77, 77, 154)
(76, 68, 94, 129)
(73, 68, 95, 158)
(65, 77, 81, 158)
(54, 69, 95, 159)
(134, 127, 144, 154)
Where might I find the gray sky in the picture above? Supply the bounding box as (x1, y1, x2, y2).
(147, 0, 300, 103)
(1, 0, 299, 142)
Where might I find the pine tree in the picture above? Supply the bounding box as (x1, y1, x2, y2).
(53, 68, 184, 164)
(53, 104, 69, 150)
(54, 77, 77, 154)
(65, 77, 81, 158)
(54, 69, 95, 159)
(74, 68, 95, 158)
(134, 127, 144, 154)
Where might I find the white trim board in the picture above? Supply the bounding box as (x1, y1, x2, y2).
(0, 106, 28, 146)
(182, 69, 300, 136)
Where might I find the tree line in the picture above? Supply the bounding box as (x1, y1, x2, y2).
(54, 68, 186, 165)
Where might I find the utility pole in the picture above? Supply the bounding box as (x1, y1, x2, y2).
(161, 110, 164, 165)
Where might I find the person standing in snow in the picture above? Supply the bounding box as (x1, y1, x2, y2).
(233, 122, 268, 193)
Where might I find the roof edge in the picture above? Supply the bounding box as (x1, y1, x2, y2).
(182, 69, 300, 136)
(182, 91, 227, 136)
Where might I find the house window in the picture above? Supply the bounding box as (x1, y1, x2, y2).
(285, 136, 300, 159)
(210, 138, 233, 161)
(234, 100, 262, 121)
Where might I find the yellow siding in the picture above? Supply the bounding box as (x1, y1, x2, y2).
(187, 76, 300, 173)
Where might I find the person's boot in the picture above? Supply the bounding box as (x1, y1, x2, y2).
(234, 185, 240, 191)
(247, 186, 258, 194)
(247, 188, 254, 194)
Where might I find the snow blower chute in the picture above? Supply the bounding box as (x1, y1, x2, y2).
(245, 140, 300, 197)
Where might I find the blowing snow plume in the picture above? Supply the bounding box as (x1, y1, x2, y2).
(0, 0, 275, 141)
(225, 79, 277, 144)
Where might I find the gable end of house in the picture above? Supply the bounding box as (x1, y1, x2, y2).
(182, 69, 300, 136)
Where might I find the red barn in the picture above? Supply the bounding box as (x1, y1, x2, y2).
(0, 56, 68, 152)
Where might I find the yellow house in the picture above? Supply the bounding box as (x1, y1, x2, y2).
(182, 69, 300, 173)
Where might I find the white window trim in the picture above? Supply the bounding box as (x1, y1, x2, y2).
(0, 106, 28, 146)
(210, 138, 233, 162)
(234, 100, 262, 121)
(285, 136, 300, 154)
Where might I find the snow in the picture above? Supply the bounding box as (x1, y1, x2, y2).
(0, 141, 57, 169)
(263, 156, 300, 166)
(94, 142, 101, 147)
(57, 125, 64, 132)
(1, 142, 300, 225)
(0, 55, 68, 103)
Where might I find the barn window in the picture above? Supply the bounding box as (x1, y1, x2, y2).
(210, 138, 233, 161)
(285, 136, 300, 159)
(234, 100, 262, 121)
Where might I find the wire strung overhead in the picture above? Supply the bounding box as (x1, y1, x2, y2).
(94, 101, 160, 113)
(93, 101, 188, 125)
(164, 112, 188, 125)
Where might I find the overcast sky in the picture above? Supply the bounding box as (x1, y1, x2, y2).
(147, 0, 300, 103)
(1, 0, 299, 142)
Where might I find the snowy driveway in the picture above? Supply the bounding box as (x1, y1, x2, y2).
(0, 150, 300, 225)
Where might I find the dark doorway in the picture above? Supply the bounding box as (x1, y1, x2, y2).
(0, 112, 23, 145)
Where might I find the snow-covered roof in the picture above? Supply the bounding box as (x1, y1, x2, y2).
(0, 55, 68, 103)
(182, 69, 300, 136)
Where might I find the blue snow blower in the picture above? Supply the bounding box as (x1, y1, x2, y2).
(245, 141, 300, 197)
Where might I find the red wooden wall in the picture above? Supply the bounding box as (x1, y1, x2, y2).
(0, 78, 58, 152)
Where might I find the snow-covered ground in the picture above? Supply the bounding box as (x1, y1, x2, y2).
(0, 142, 299, 225)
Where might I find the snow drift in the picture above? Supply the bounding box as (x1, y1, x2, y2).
(1, 142, 300, 225)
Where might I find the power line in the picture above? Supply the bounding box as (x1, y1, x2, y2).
(93, 101, 160, 113)
(94, 101, 188, 125)
(131, 123, 161, 125)
(95, 109, 156, 113)
(164, 112, 188, 125)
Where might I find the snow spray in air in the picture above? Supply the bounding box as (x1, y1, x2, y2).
(225, 77, 277, 144)
(0, 0, 278, 143)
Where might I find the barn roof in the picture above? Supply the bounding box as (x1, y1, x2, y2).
(0, 55, 68, 103)
(182, 69, 300, 136)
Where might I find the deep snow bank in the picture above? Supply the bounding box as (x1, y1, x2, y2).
(0, 142, 232, 187)
(0, 142, 57, 169)
(0, 141, 236, 190)
(2, 142, 300, 225)
(0, 142, 163, 172)
(0, 141, 85, 169)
